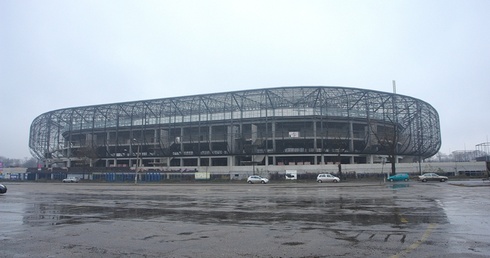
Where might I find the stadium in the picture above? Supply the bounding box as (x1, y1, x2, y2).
(29, 86, 441, 179)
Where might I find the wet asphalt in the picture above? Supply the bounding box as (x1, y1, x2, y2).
(1, 180, 489, 258)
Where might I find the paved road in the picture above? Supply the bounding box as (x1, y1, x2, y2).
(1, 181, 489, 257)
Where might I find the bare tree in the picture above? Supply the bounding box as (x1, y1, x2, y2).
(75, 143, 99, 167)
(370, 122, 398, 176)
(329, 127, 350, 179)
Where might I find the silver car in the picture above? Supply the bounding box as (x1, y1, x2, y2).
(418, 173, 448, 182)
(247, 175, 269, 184)
(62, 177, 80, 183)
(316, 173, 340, 183)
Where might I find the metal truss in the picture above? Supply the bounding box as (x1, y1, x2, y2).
(29, 86, 441, 165)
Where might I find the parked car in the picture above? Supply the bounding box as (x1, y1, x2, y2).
(62, 177, 80, 183)
(247, 175, 269, 184)
(418, 173, 448, 182)
(387, 173, 409, 182)
(316, 173, 340, 183)
(0, 183, 7, 194)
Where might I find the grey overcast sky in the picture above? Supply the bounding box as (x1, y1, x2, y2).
(1, 0, 489, 159)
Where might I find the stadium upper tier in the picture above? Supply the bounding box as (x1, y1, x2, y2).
(29, 86, 441, 168)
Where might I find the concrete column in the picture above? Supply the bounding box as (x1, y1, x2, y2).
(228, 156, 233, 168)
(313, 121, 317, 150)
(180, 127, 184, 156)
(272, 122, 276, 152)
(349, 121, 354, 152)
(227, 125, 232, 153)
(209, 125, 213, 152)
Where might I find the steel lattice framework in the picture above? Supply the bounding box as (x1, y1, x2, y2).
(29, 86, 441, 167)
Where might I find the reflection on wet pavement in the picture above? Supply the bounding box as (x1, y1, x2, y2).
(18, 184, 447, 228)
(2, 182, 489, 257)
(388, 183, 410, 189)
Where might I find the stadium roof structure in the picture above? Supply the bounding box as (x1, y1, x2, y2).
(29, 86, 441, 167)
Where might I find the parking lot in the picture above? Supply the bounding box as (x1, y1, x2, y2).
(1, 180, 489, 257)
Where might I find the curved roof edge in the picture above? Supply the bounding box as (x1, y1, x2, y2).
(38, 85, 435, 115)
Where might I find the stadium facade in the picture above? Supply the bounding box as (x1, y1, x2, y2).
(29, 86, 441, 170)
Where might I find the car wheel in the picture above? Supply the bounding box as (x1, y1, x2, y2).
(317, 180, 322, 183)
(422, 179, 427, 182)
(333, 179, 338, 183)
(247, 181, 252, 184)
(440, 178, 446, 182)
(261, 181, 266, 184)
(389, 179, 394, 182)
(404, 178, 409, 182)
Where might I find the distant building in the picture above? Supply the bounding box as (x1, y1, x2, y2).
(29, 86, 441, 169)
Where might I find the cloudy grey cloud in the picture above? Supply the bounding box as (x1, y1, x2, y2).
(1, 0, 489, 159)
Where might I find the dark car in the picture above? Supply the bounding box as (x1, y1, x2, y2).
(387, 173, 409, 182)
(418, 173, 448, 182)
(0, 183, 7, 194)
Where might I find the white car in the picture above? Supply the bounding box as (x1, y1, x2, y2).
(62, 177, 80, 183)
(247, 175, 269, 184)
(316, 173, 340, 183)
